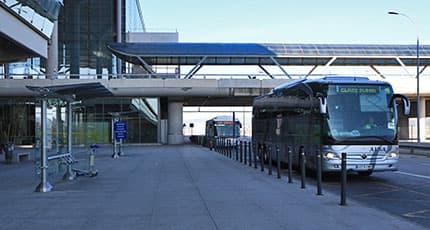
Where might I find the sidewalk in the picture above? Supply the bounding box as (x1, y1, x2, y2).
(0, 144, 425, 230)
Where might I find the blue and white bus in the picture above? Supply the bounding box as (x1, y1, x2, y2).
(252, 76, 410, 176)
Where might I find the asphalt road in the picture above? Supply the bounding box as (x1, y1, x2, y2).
(306, 153, 430, 229)
(214, 144, 430, 228)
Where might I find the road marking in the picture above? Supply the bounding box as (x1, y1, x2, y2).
(403, 209, 430, 219)
(395, 171, 430, 180)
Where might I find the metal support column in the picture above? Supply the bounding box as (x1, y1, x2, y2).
(63, 102, 75, 180)
(35, 99, 53, 192)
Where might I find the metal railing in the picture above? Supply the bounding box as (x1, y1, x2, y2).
(0, 72, 426, 80)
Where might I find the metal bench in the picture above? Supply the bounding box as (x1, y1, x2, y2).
(13, 152, 31, 163)
(47, 153, 78, 165)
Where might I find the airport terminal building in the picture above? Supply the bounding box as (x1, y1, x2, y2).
(1, 0, 430, 152)
(1, 0, 165, 147)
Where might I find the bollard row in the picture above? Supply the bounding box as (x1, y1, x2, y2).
(210, 140, 349, 206)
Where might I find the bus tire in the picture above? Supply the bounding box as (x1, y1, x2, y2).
(358, 171, 373, 176)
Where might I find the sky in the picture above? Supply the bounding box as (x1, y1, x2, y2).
(139, 0, 429, 135)
(141, 0, 429, 44)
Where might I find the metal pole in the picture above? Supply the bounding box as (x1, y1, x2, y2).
(316, 150, 322, 195)
(225, 138, 227, 156)
(232, 112, 235, 138)
(268, 145, 272, 176)
(244, 141, 247, 165)
(63, 102, 75, 181)
(388, 11, 421, 142)
(300, 147, 306, 189)
(55, 102, 61, 153)
(276, 145, 281, 179)
(253, 143, 258, 169)
(228, 140, 231, 158)
(35, 99, 53, 192)
(235, 140, 238, 161)
(248, 142, 252, 167)
(288, 146, 293, 183)
(260, 144, 264, 172)
(340, 152, 347, 206)
(240, 141, 243, 163)
(416, 37, 421, 143)
(230, 140, 233, 158)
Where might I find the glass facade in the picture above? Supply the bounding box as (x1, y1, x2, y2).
(58, 0, 115, 77)
(0, 0, 156, 147)
(56, 0, 145, 78)
(0, 99, 36, 146)
(33, 97, 159, 151)
(1, 0, 60, 37)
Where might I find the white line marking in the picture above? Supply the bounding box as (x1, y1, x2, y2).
(395, 171, 430, 180)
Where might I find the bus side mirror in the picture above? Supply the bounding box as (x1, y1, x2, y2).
(316, 93, 327, 115)
(390, 94, 410, 116)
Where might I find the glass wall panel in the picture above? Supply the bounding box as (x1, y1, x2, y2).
(58, 0, 115, 77)
(0, 99, 36, 146)
(71, 97, 159, 145)
(32, 97, 159, 148)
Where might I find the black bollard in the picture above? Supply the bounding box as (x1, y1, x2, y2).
(248, 142, 252, 167)
(316, 150, 323, 195)
(224, 139, 227, 156)
(227, 140, 231, 158)
(225, 139, 228, 157)
(276, 145, 281, 179)
(300, 147, 306, 189)
(268, 145, 272, 176)
(225, 139, 227, 156)
(244, 141, 247, 165)
(220, 139, 223, 154)
(288, 146, 293, 183)
(240, 141, 243, 163)
(340, 152, 347, 206)
(219, 138, 222, 154)
(260, 144, 264, 172)
(253, 143, 258, 169)
(228, 140, 231, 158)
(235, 140, 239, 161)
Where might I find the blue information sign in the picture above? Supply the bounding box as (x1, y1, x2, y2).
(114, 120, 127, 140)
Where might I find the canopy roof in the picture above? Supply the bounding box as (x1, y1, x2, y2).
(26, 82, 113, 100)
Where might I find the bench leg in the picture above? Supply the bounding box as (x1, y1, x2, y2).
(63, 165, 75, 181)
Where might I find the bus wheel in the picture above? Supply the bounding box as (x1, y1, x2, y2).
(358, 171, 373, 177)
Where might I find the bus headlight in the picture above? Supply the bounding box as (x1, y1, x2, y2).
(324, 152, 339, 160)
(386, 152, 398, 159)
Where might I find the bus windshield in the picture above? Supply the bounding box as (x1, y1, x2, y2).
(215, 123, 241, 138)
(325, 84, 396, 142)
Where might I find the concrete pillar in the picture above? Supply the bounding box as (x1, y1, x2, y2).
(398, 115, 409, 140)
(46, 21, 58, 79)
(168, 101, 184, 144)
(419, 97, 426, 141)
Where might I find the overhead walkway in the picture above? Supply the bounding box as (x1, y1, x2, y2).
(0, 0, 62, 63)
(108, 42, 430, 79)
